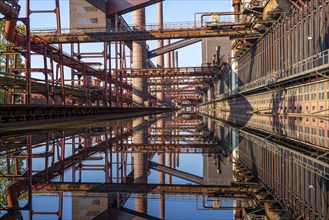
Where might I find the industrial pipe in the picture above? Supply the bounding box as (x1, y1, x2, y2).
(0, 1, 19, 42)
(194, 11, 240, 28)
(262, 0, 291, 20)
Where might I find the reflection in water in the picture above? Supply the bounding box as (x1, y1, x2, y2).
(0, 112, 328, 219)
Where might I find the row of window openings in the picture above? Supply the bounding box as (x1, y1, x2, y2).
(77, 6, 98, 13)
(250, 115, 325, 123)
(231, 90, 328, 104)
(250, 122, 328, 146)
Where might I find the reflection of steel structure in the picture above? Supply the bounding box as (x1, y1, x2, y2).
(200, 113, 329, 219)
(200, 91, 329, 151)
(0, 114, 236, 218)
(0, 120, 134, 219)
(0, 105, 171, 127)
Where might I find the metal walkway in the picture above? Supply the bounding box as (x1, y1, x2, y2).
(0, 73, 98, 99)
(40, 182, 260, 196)
(32, 21, 256, 43)
(120, 66, 214, 78)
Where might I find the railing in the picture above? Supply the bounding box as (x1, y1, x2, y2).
(0, 72, 93, 93)
(239, 49, 329, 92)
(209, 49, 329, 102)
(122, 66, 214, 75)
(31, 21, 204, 35)
(31, 18, 251, 36)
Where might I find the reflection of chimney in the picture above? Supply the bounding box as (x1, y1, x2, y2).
(133, 117, 148, 216)
(157, 117, 165, 219)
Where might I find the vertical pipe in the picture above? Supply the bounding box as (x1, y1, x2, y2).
(175, 51, 179, 68)
(27, 135, 32, 220)
(49, 51, 55, 104)
(156, 2, 164, 106)
(25, 0, 31, 104)
(44, 47, 50, 105)
(165, 39, 171, 107)
(132, 9, 148, 107)
(70, 43, 75, 87)
(171, 51, 175, 69)
(120, 41, 123, 106)
(114, 15, 120, 107)
(55, 0, 65, 105)
(109, 43, 112, 106)
(104, 42, 108, 106)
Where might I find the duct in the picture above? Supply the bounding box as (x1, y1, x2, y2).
(262, 0, 291, 20)
(264, 202, 294, 220)
(0, 1, 19, 42)
(106, 0, 162, 16)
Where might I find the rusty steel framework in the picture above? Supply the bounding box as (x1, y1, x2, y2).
(0, 0, 256, 114)
(0, 0, 229, 112)
(0, 0, 135, 108)
(1, 0, 328, 219)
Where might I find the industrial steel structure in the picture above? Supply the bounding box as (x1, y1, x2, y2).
(0, 0, 328, 219)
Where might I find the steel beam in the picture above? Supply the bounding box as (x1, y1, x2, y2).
(39, 182, 260, 195)
(148, 38, 201, 59)
(33, 25, 256, 43)
(106, 0, 163, 16)
(149, 161, 204, 184)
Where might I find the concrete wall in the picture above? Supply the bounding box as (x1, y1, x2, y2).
(70, 0, 107, 30)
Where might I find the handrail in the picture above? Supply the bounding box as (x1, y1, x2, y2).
(30, 19, 252, 35)
(0, 72, 99, 92)
(239, 49, 329, 92)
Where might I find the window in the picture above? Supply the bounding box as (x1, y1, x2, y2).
(304, 85, 309, 101)
(319, 82, 324, 99)
(319, 129, 324, 146)
(78, 18, 98, 24)
(304, 127, 309, 142)
(298, 87, 303, 101)
(311, 84, 317, 100)
(311, 127, 316, 144)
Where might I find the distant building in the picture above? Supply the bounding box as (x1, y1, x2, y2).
(69, 0, 108, 31)
(72, 193, 109, 220)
